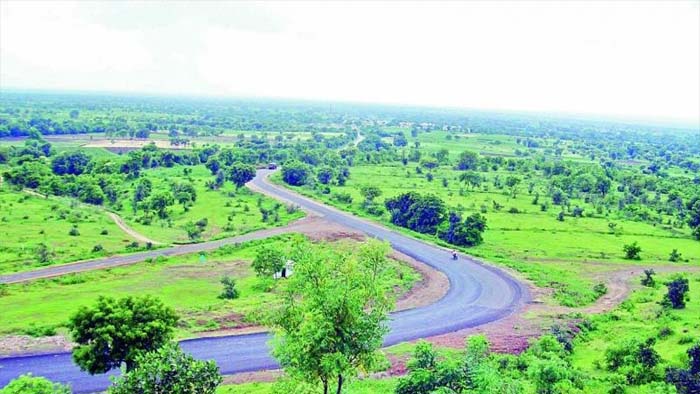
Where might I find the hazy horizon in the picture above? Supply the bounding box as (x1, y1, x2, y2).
(1, 1, 699, 125)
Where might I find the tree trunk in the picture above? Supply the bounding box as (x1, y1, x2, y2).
(323, 379, 328, 394)
(336, 374, 344, 394)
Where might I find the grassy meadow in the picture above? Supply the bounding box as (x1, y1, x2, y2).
(219, 272, 700, 394)
(275, 131, 699, 307)
(0, 188, 137, 274)
(0, 234, 419, 339)
(114, 164, 305, 244)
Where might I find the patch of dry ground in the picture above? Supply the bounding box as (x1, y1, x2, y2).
(422, 263, 700, 354)
(82, 139, 190, 150)
(106, 212, 164, 245)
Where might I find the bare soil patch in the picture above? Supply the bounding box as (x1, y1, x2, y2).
(422, 263, 700, 354)
(83, 139, 190, 150)
(0, 335, 73, 357)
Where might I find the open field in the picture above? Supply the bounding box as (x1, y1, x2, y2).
(114, 165, 305, 244)
(274, 161, 699, 307)
(0, 234, 419, 343)
(0, 188, 138, 274)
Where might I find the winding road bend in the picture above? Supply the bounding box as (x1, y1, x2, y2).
(0, 170, 527, 393)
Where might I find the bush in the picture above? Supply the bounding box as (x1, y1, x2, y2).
(665, 343, 700, 393)
(604, 337, 661, 384)
(92, 244, 104, 253)
(669, 249, 683, 262)
(623, 242, 642, 260)
(219, 276, 239, 300)
(35, 243, 52, 265)
(594, 283, 608, 297)
(333, 192, 353, 204)
(1, 374, 70, 394)
(24, 324, 57, 337)
(68, 226, 80, 236)
(281, 161, 310, 186)
(252, 246, 285, 278)
(641, 269, 656, 287)
(662, 276, 690, 309)
(108, 343, 221, 394)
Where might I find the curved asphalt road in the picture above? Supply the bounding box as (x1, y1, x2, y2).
(0, 170, 527, 393)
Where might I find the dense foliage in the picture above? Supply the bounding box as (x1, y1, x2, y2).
(68, 295, 179, 374)
(108, 343, 222, 394)
(0, 374, 70, 394)
(271, 240, 394, 394)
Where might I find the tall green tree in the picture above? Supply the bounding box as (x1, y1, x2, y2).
(228, 162, 256, 189)
(456, 151, 479, 171)
(68, 295, 178, 374)
(281, 161, 311, 186)
(271, 240, 394, 394)
(252, 246, 286, 278)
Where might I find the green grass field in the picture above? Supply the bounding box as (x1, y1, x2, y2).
(0, 188, 138, 274)
(570, 272, 700, 393)
(115, 165, 305, 244)
(216, 378, 398, 394)
(218, 272, 700, 394)
(274, 146, 698, 307)
(0, 235, 419, 339)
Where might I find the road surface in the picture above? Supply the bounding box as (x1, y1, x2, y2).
(0, 170, 527, 393)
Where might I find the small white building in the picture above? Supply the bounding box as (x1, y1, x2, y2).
(273, 260, 295, 279)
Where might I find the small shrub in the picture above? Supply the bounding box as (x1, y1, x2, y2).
(623, 242, 642, 260)
(100, 229, 109, 235)
(35, 243, 52, 265)
(333, 192, 353, 204)
(68, 226, 80, 236)
(594, 283, 608, 297)
(641, 269, 656, 287)
(658, 326, 673, 338)
(1, 374, 70, 394)
(662, 276, 690, 309)
(24, 324, 57, 337)
(219, 276, 240, 300)
(92, 244, 104, 253)
(669, 249, 682, 262)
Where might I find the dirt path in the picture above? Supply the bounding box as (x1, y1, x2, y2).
(105, 212, 164, 245)
(20, 188, 163, 246)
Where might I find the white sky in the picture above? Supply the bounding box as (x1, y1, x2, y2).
(1, 1, 699, 125)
